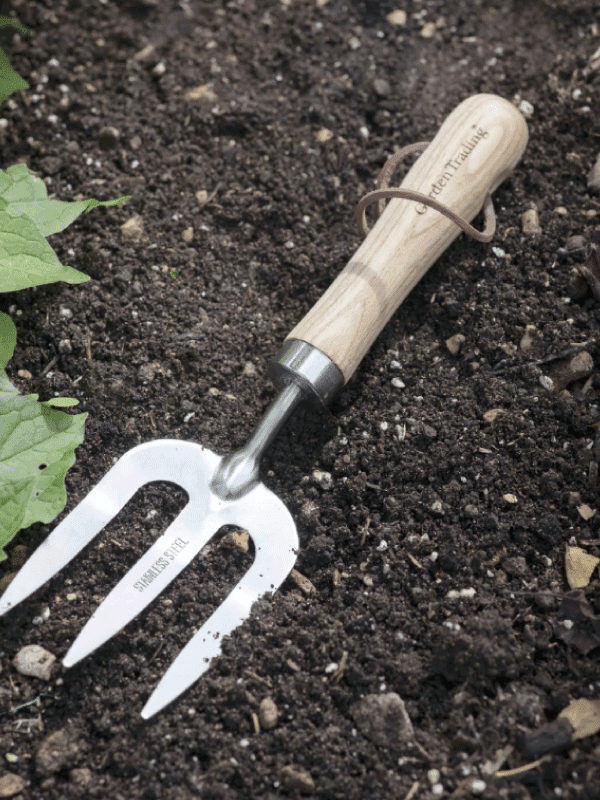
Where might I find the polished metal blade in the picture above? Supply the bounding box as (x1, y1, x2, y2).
(63, 477, 297, 678)
(0, 440, 221, 617)
(142, 485, 299, 718)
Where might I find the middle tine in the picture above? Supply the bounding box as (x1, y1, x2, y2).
(63, 504, 225, 667)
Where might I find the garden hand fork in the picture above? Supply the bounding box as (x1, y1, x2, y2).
(0, 94, 528, 717)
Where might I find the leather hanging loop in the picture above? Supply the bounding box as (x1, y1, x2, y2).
(356, 141, 496, 243)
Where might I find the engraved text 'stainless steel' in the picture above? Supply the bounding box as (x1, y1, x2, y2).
(0, 95, 528, 717)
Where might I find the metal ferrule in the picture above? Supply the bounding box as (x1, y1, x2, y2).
(267, 339, 344, 407)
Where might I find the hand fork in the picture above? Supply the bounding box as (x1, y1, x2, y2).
(0, 95, 528, 717)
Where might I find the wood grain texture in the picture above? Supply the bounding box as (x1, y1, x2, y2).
(287, 94, 529, 382)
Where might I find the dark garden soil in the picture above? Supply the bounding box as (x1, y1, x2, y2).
(2, 0, 600, 798)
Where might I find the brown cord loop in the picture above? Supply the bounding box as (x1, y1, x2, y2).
(356, 141, 496, 243)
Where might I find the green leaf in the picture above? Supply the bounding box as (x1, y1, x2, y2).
(0, 164, 130, 237)
(0, 207, 89, 291)
(0, 390, 87, 560)
(0, 310, 16, 369)
(44, 396, 79, 408)
(0, 46, 28, 104)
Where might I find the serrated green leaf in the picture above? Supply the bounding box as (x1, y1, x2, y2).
(0, 164, 130, 236)
(0, 310, 16, 369)
(0, 208, 89, 291)
(0, 391, 87, 560)
(0, 46, 28, 104)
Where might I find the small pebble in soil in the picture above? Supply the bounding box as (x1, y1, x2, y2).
(316, 128, 333, 143)
(258, 697, 278, 730)
(312, 470, 333, 490)
(350, 693, 414, 750)
(35, 728, 82, 777)
(520, 324, 536, 350)
(545, 350, 593, 391)
(32, 606, 50, 626)
(386, 9, 407, 25)
(280, 765, 314, 794)
(445, 333, 465, 355)
(69, 768, 93, 787)
(427, 769, 441, 784)
(120, 215, 145, 242)
(518, 99, 534, 116)
(13, 645, 56, 680)
(391, 377, 405, 389)
(0, 773, 26, 797)
(483, 408, 503, 423)
(372, 78, 390, 96)
(522, 206, 542, 234)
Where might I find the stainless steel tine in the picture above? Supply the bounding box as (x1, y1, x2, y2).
(62, 463, 298, 672)
(0, 439, 219, 616)
(141, 489, 299, 718)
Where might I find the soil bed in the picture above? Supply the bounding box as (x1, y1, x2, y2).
(1, 1, 600, 799)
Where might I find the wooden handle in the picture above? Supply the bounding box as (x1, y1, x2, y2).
(286, 93, 529, 383)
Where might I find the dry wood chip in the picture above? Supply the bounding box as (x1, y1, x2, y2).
(565, 546, 600, 589)
(220, 529, 250, 553)
(559, 698, 600, 740)
(483, 408, 503, 423)
(290, 569, 317, 596)
(577, 504, 596, 521)
(251, 712, 260, 734)
(184, 84, 217, 102)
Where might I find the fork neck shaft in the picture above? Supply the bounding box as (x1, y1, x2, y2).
(210, 341, 344, 501)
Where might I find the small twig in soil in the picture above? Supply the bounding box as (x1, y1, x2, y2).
(196, 183, 221, 208)
(329, 650, 348, 684)
(495, 757, 546, 778)
(402, 781, 420, 800)
(407, 553, 424, 570)
(243, 669, 273, 688)
(37, 355, 58, 380)
(359, 515, 371, 546)
(148, 641, 164, 666)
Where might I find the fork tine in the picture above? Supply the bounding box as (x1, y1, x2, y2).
(62, 505, 221, 667)
(0, 441, 224, 617)
(63, 479, 297, 678)
(0, 445, 157, 616)
(141, 526, 298, 718)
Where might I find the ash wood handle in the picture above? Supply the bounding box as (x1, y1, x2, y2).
(286, 93, 529, 383)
